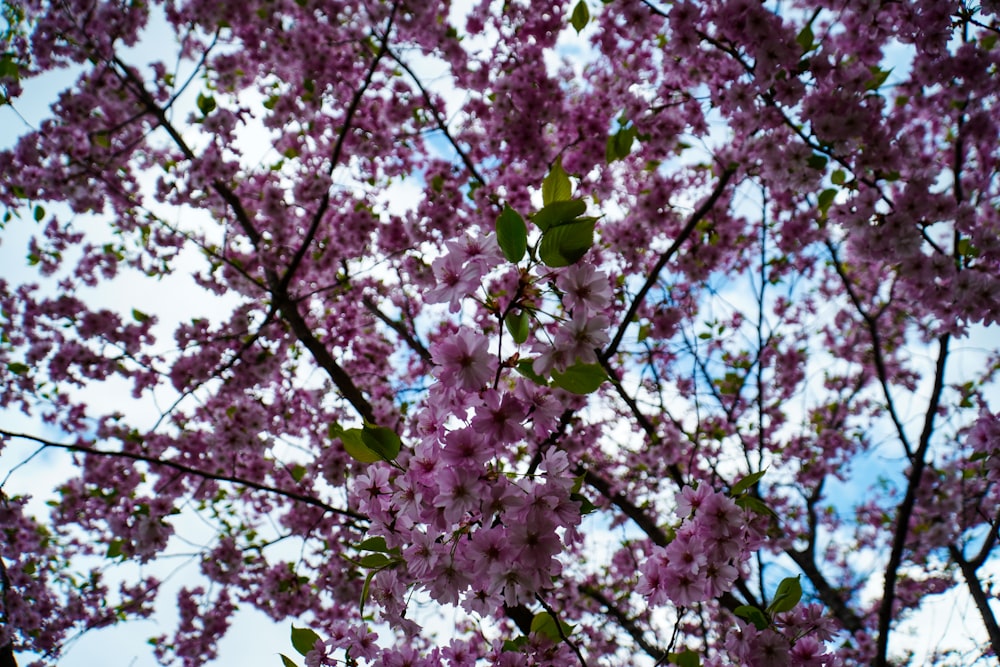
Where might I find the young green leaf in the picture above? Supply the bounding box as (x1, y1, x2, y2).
(669, 650, 701, 667)
(767, 575, 802, 615)
(570, 0, 590, 33)
(291, 626, 321, 657)
(505, 309, 530, 344)
(340, 428, 381, 463)
(734, 605, 770, 630)
(864, 66, 891, 91)
(606, 128, 637, 164)
(358, 536, 390, 552)
(730, 469, 767, 496)
(360, 424, 402, 461)
(196, 92, 216, 116)
(551, 362, 607, 394)
(279, 654, 299, 667)
(796, 24, 814, 52)
(542, 158, 572, 205)
(530, 611, 573, 642)
(358, 553, 392, 569)
(531, 198, 587, 231)
(817, 188, 837, 216)
(496, 204, 527, 262)
(515, 359, 548, 385)
(735, 494, 778, 519)
(6, 362, 30, 375)
(539, 218, 595, 267)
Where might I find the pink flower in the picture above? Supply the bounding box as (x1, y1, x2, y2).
(440, 427, 491, 467)
(556, 264, 613, 315)
(553, 311, 610, 365)
(664, 529, 707, 575)
(424, 253, 481, 312)
(471, 389, 526, 443)
(663, 569, 708, 606)
(431, 329, 493, 392)
(434, 465, 484, 524)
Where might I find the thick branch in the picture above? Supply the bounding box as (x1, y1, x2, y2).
(275, 293, 378, 423)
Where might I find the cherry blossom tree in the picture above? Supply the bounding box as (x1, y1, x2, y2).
(1, 0, 999, 665)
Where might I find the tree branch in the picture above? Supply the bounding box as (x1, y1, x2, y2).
(580, 585, 667, 662)
(0, 430, 368, 523)
(603, 168, 734, 361)
(874, 334, 950, 666)
(948, 544, 1000, 657)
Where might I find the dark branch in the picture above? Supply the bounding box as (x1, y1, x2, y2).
(603, 168, 735, 361)
(0, 430, 368, 523)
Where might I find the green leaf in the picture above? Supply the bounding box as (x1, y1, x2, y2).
(767, 575, 802, 615)
(541, 159, 572, 205)
(196, 93, 216, 116)
(734, 605, 770, 630)
(0, 54, 18, 79)
(358, 553, 392, 569)
(515, 359, 548, 385)
(92, 132, 111, 149)
(360, 569, 376, 612)
(6, 362, 29, 375)
(735, 494, 778, 519)
(806, 154, 827, 170)
(360, 424, 402, 461)
(817, 188, 837, 216)
(291, 626, 321, 657)
(614, 126, 635, 159)
(289, 464, 307, 482)
(957, 238, 977, 258)
(539, 218, 595, 267)
(279, 654, 299, 667)
(730, 469, 767, 496)
(33, 205, 45, 222)
(106, 539, 124, 559)
(531, 198, 587, 232)
(502, 636, 529, 652)
(551, 362, 606, 394)
(341, 428, 381, 463)
(864, 66, 891, 91)
(131, 308, 151, 323)
(505, 310, 530, 344)
(831, 169, 846, 185)
(358, 536, 389, 552)
(796, 24, 814, 52)
(669, 650, 701, 667)
(496, 204, 527, 262)
(570, 0, 589, 33)
(530, 611, 573, 642)
(571, 492, 597, 514)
